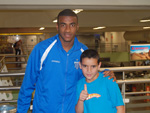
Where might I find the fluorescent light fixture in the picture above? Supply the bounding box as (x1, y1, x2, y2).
(53, 19, 57, 23)
(143, 27, 150, 29)
(93, 26, 106, 30)
(53, 9, 83, 23)
(73, 9, 83, 14)
(140, 19, 150, 22)
(39, 27, 45, 30)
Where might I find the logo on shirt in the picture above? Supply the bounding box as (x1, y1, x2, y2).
(74, 59, 79, 69)
(86, 93, 101, 100)
(51, 60, 60, 63)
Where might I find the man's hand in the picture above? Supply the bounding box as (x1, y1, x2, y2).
(103, 70, 116, 82)
(79, 84, 88, 101)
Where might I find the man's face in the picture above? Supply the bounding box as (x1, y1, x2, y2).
(56, 16, 79, 43)
(79, 58, 101, 83)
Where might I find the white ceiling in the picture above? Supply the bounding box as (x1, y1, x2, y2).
(0, 4, 150, 34)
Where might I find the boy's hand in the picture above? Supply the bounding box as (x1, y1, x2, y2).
(103, 70, 116, 82)
(79, 84, 88, 101)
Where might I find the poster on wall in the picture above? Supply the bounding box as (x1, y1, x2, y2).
(130, 44, 150, 61)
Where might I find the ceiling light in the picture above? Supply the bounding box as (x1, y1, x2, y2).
(53, 18, 57, 23)
(39, 27, 45, 30)
(93, 26, 106, 30)
(73, 9, 83, 14)
(143, 27, 150, 29)
(140, 19, 150, 22)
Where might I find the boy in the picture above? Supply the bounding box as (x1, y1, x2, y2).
(75, 49, 125, 113)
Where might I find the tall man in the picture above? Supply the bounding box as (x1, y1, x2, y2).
(17, 9, 116, 113)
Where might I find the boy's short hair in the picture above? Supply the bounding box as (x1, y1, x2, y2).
(57, 9, 78, 23)
(80, 49, 100, 64)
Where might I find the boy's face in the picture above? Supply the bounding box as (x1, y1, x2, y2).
(79, 58, 101, 83)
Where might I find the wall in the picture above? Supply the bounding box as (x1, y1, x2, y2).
(76, 32, 129, 62)
(7, 32, 129, 63)
(100, 52, 129, 62)
(104, 32, 126, 52)
(99, 32, 130, 62)
(77, 34, 95, 49)
(124, 30, 150, 42)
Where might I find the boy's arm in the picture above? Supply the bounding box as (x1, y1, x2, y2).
(75, 100, 84, 113)
(75, 84, 88, 113)
(116, 106, 125, 113)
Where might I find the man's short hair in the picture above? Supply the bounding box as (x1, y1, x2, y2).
(57, 9, 78, 23)
(80, 49, 100, 64)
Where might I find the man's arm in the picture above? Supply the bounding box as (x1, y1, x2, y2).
(116, 106, 125, 113)
(103, 70, 116, 81)
(75, 84, 88, 113)
(17, 47, 40, 113)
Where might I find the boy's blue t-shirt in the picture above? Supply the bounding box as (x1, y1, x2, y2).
(76, 72, 124, 113)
